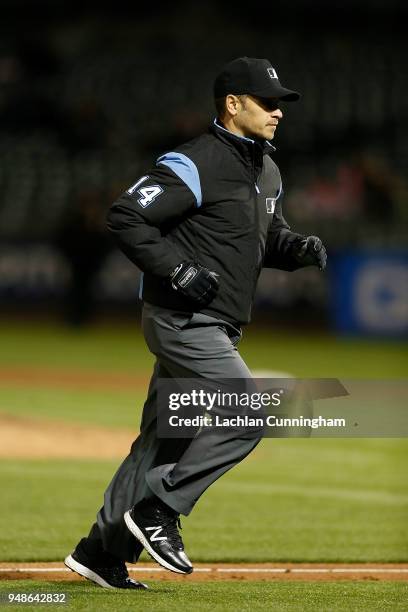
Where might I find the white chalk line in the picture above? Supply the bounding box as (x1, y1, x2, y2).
(1, 567, 408, 574)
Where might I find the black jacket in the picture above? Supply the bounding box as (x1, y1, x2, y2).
(107, 120, 305, 325)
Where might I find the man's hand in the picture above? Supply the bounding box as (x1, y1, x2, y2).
(170, 261, 219, 306)
(291, 236, 327, 271)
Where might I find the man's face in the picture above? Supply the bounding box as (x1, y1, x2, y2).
(231, 95, 283, 141)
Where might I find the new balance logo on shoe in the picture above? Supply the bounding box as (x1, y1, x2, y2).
(124, 498, 193, 575)
(146, 526, 167, 541)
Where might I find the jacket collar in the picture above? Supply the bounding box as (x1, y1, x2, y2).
(210, 118, 276, 163)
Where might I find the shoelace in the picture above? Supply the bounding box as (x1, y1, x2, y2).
(155, 507, 184, 549)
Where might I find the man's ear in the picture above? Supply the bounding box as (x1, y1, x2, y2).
(225, 94, 241, 117)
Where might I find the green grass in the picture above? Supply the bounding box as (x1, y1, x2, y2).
(0, 323, 154, 373)
(0, 322, 406, 429)
(241, 330, 408, 378)
(0, 322, 406, 572)
(0, 438, 406, 563)
(0, 581, 407, 611)
(0, 386, 145, 429)
(0, 322, 406, 377)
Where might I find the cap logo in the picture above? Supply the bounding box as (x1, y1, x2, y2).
(267, 67, 278, 79)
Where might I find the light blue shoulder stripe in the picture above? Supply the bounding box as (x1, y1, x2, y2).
(156, 152, 202, 207)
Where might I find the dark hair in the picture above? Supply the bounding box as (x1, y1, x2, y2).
(214, 96, 227, 118)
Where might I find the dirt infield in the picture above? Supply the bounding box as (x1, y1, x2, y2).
(0, 414, 136, 458)
(0, 367, 148, 392)
(0, 365, 144, 458)
(1, 562, 408, 583)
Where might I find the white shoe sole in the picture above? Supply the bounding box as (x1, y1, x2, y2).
(64, 554, 116, 589)
(124, 511, 189, 574)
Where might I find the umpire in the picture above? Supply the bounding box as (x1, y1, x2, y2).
(65, 56, 327, 589)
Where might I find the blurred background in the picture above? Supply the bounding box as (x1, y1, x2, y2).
(0, 0, 407, 336)
(0, 0, 407, 573)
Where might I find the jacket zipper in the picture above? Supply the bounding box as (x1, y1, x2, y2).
(249, 143, 262, 318)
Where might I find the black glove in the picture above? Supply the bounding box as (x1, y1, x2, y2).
(170, 261, 219, 306)
(291, 235, 327, 271)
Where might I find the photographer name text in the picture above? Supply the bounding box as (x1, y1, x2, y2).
(168, 415, 346, 429)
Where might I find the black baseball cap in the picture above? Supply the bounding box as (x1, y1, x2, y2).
(214, 57, 300, 102)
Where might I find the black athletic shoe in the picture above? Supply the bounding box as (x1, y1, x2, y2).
(64, 540, 148, 590)
(124, 498, 193, 575)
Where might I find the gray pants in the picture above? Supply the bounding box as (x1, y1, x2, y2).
(92, 303, 262, 562)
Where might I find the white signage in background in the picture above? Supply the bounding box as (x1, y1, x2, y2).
(354, 263, 408, 332)
(0, 245, 140, 300)
(0, 245, 69, 293)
